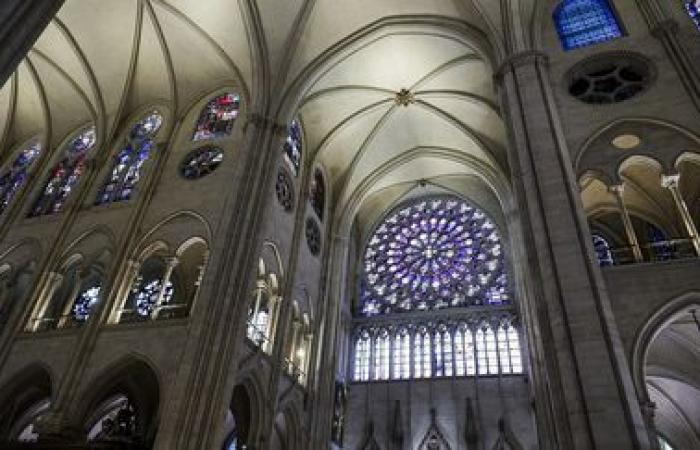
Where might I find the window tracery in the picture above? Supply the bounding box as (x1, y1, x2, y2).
(30, 127, 96, 216)
(352, 196, 521, 382)
(360, 197, 508, 316)
(96, 112, 162, 205)
(0, 141, 41, 216)
(283, 119, 302, 176)
(193, 93, 240, 141)
(554, 0, 623, 51)
(276, 168, 294, 211)
(305, 217, 321, 256)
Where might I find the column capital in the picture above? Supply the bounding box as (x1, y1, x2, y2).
(661, 173, 680, 189)
(494, 50, 549, 85)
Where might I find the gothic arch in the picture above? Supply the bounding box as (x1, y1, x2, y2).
(0, 363, 53, 440)
(136, 210, 213, 253)
(631, 291, 700, 398)
(73, 354, 161, 445)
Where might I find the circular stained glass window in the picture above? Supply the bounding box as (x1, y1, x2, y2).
(567, 53, 653, 104)
(305, 217, 321, 256)
(181, 146, 224, 179)
(276, 168, 294, 211)
(360, 197, 509, 316)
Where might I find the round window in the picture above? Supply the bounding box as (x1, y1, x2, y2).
(276, 168, 294, 211)
(305, 217, 321, 256)
(181, 146, 223, 179)
(567, 53, 653, 105)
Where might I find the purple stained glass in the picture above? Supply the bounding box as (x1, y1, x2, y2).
(360, 197, 509, 316)
(30, 127, 96, 216)
(554, 0, 623, 51)
(0, 141, 41, 215)
(96, 113, 161, 205)
(687, 1, 700, 30)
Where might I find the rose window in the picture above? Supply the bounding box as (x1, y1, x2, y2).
(360, 197, 508, 316)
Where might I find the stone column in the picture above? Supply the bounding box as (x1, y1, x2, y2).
(151, 256, 179, 320)
(28, 272, 63, 332)
(109, 260, 140, 324)
(610, 184, 644, 263)
(497, 51, 650, 450)
(0, 1, 65, 87)
(57, 270, 85, 328)
(661, 173, 700, 255)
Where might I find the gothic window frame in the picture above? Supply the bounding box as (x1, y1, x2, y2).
(359, 196, 510, 317)
(553, 0, 624, 51)
(247, 258, 282, 353)
(0, 137, 42, 217)
(192, 92, 242, 142)
(180, 145, 224, 180)
(95, 111, 164, 206)
(29, 126, 97, 217)
(283, 119, 303, 177)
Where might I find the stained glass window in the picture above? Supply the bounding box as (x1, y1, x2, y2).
(0, 141, 41, 215)
(181, 146, 223, 179)
(354, 330, 371, 381)
(95, 113, 162, 205)
(687, 1, 700, 30)
(648, 225, 672, 261)
(592, 234, 614, 266)
(130, 277, 173, 317)
(373, 329, 390, 380)
(393, 327, 410, 379)
(193, 93, 241, 141)
(283, 120, 302, 176)
(554, 0, 623, 51)
(352, 322, 521, 382)
(309, 169, 325, 220)
(360, 197, 508, 316)
(30, 127, 96, 216)
(72, 284, 101, 322)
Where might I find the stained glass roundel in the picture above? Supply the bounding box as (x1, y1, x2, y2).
(360, 197, 508, 316)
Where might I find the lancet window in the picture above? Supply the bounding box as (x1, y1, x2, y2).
(553, 0, 623, 51)
(95, 112, 162, 205)
(352, 196, 522, 382)
(192, 93, 241, 141)
(30, 127, 96, 216)
(0, 140, 41, 216)
(246, 259, 281, 353)
(286, 305, 313, 385)
(283, 119, 303, 176)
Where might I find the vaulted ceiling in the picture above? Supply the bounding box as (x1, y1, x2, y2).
(0, 0, 542, 233)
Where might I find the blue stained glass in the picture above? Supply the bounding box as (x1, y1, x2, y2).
(95, 113, 161, 205)
(131, 277, 173, 317)
(283, 120, 302, 176)
(360, 197, 509, 316)
(72, 285, 101, 321)
(554, 0, 623, 51)
(592, 234, 614, 266)
(687, 1, 700, 30)
(0, 141, 41, 215)
(30, 127, 96, 216)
